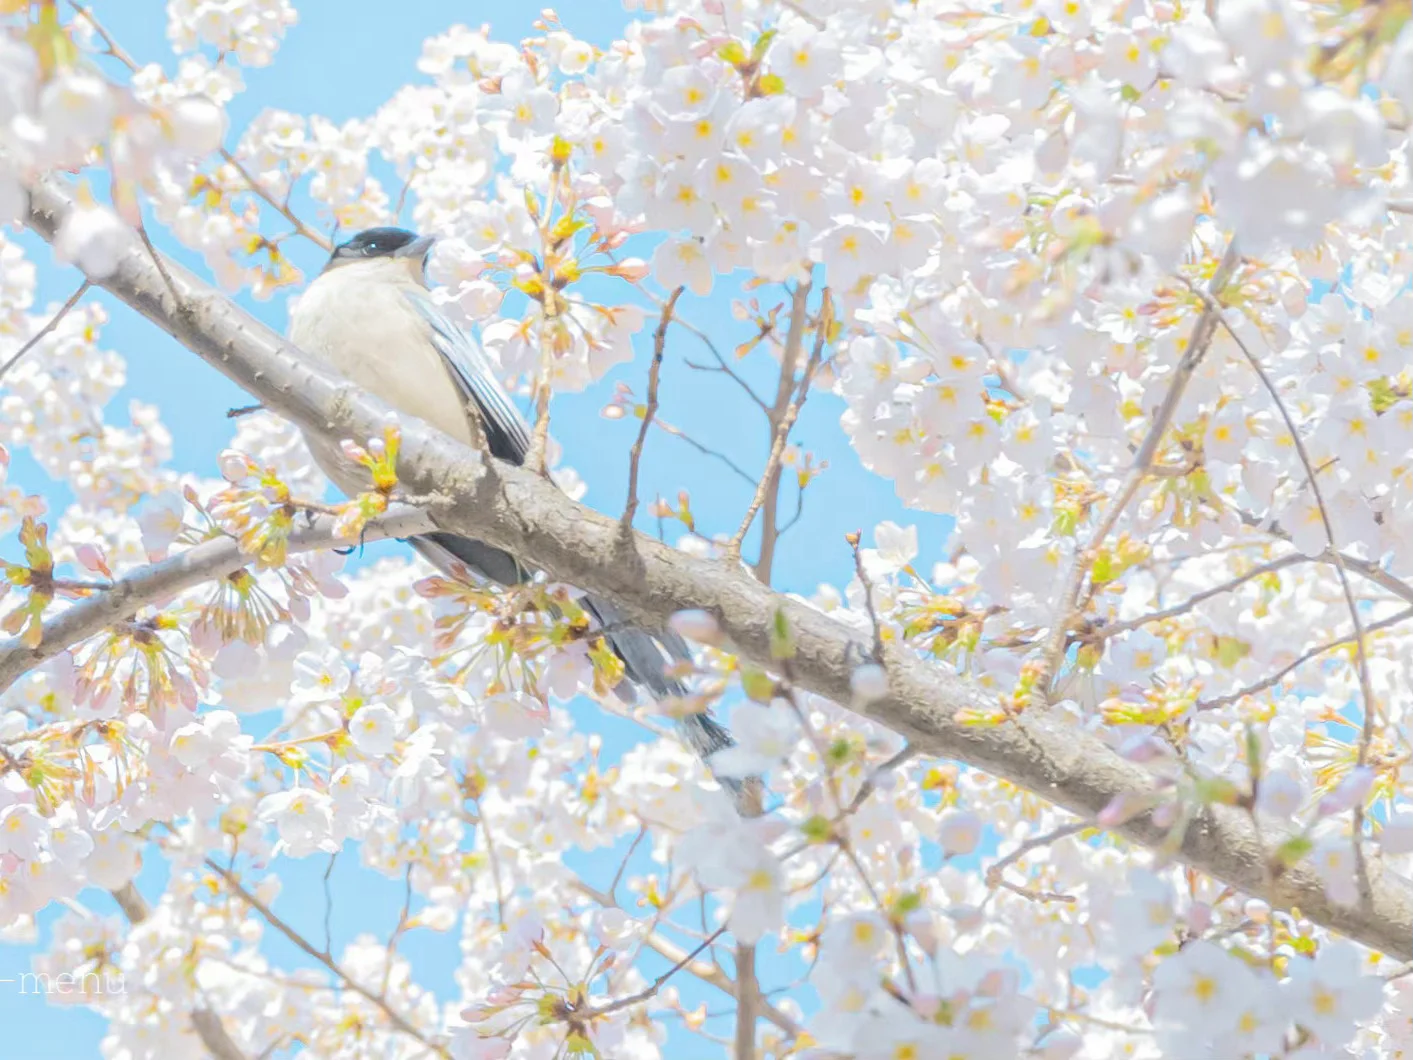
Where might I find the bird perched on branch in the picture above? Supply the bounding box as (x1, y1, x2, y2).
(287, 226, 743, 798)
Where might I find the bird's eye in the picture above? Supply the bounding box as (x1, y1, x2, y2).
(362, 241, 380, 254)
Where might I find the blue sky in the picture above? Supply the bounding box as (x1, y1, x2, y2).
(0, 2, 953, 1055)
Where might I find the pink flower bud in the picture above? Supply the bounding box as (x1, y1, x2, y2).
(1186, 901, 1212, 935)
(938, 810, 981, 856)
(611, 257, 650, 281)
(850, 663, 888, 704)
(1318, 766, 1374, 817)
(1099, 791, 1148, 828)
(669, 609, 722, 645)
(75, 543, 110, 576)
(218, 449, 252, 482)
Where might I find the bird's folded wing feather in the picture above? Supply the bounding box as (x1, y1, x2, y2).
(403, 289, 532, 465)
(400, 288, 723, 744)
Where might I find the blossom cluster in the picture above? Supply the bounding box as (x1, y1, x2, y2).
(4, 0, 1413, 1058)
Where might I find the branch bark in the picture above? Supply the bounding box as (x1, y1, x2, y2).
(22, 180, 1413, 960)
(0, 505, 434, 695)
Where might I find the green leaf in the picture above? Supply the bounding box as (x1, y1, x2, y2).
(756, 72, 786, 96)
(1193, 775, 1243, 806)
(890, 891, 923, 917)
(769, 607, 796, 660)
(750, 28, 778, 63)
(741, 666, 775, 703)
(718, 40, 748, 66)
(1274, 834, 1313, 868)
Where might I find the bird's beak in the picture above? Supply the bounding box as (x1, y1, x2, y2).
(394, 234, 436, 263)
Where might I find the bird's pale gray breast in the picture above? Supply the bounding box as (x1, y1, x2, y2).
(287, 260, 479, 492)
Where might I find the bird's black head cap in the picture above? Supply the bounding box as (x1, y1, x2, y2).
(327, 227, 434, 271)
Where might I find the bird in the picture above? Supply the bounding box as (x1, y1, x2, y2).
(286, 226, 743, 794)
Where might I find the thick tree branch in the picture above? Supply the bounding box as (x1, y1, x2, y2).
(0, 505, 434, 694)
(22, 180, 1413, 959)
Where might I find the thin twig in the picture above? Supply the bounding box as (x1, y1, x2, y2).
(69, 2, 138, 69)
(1196, 607, 1413, 712)
(728, 284, 831, 578)
(227, 404, 265, 418)
(608, 825, 647, 899)
(844, 745, 918, 815)
(849, 531, 886, 663)
(1093, 552, 1311, 641)
(984, 821, 1087, 904)
(624, 287, 683, 528)
(1232, 506, 1413, 607)
(220, 150, 333, 253)
(475, 800, 510, 930)
(638, 284, 767, 411)
(205, 859, 449, 1057)
(586, 927, 728, 1018)
(649, 417, 758, 487)
(0, 281, 90, 380)
(778, 0, 826, 29)
(111, 883, 251, 1060)
(1198, 291, 1380, 903)
(1035, 241, 1241, 702)
(322, 851, 337, 957)
(138, 223, 184, 309)
(733, 943, 759, 1060)
(380, 863, 415, 1000)
(571, 880, 804, 1037)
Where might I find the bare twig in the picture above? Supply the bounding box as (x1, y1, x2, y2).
(1198, 291, 1380, 902)
(728, 285, 831, 581)
(1036, 241, 1241, 702)
(473, 800, 510, 931)
(586, 927, 728, 1018)
(849, 531, 886, 663)
(624, 287, 683, 528)
(573, 880, 803, 1036)
(984, 821, 1086, 904)
(0, 281, 90, 380)
(636, 283, 767, 411)
(734, 944, 760, 1060)
(111, 883, 251, 1060)
(1093, 552, 1311, 641)
(205, 859, 448, 1056)
(219, 150, 333, 253)
(1197, 607, 1413, 712)
(778, 0, 826, 29)
(844, 745, 918, 815)
(1231, 507, 1413, 607)
(649, 417, 758, 487)
(138, 223, 183, 308)
(69, 2, 138, 69)
(322, 852, 337, 957)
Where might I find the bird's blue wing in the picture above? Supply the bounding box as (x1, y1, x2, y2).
(403, 289, 531, 466)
